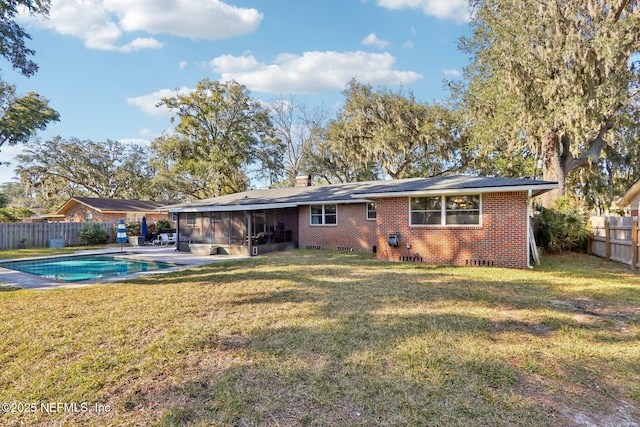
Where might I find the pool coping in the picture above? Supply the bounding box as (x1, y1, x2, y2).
(0, 246, 249, 290)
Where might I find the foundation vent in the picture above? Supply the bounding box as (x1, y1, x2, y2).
(337, 246, 353, 251)
(305, 245, 322, 250)
(399, 255, 423, 262)
(466, 259, 495, 267)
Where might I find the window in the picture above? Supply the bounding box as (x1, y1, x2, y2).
(185, 212, 196, 226)
(85, 211, 93, 223)
(445, 195, 480, 225)
(310, 204, 337, 225)
(211, 212, 223, 222)
(410, 195, 481, 226)
(410, 197, 442, 225)
(367, 202, 377, 220)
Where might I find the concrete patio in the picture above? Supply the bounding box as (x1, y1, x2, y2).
(0, 245, 249, 291)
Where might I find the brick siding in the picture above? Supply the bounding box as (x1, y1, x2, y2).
(375, 192, 529, 268)
(298, 203, 377, 252)
(64, 204, 169, 224)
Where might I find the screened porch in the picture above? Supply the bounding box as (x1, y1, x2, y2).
(176, 208, 299, 255)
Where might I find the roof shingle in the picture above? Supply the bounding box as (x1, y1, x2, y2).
(164, 175, 557, 212)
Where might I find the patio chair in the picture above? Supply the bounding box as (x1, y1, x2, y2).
(153, 233, 175, 246)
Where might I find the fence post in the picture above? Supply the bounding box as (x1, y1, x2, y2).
(632, 218, 638, 272)
(605, 218, 611, 261)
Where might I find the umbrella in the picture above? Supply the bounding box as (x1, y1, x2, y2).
(141, 216, 148, 243)
(116, 219, 127, 253)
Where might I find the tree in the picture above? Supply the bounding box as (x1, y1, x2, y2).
(14, 137, 159, 210)
(305, 137, 381, 184)
(568, 104, 640, 213)
(0, 180, 37, 208)
(0, 0, 51, 77)
(319, 79, 463, 182)
(0, 81, 59, 155)
(268, 95, 329, 185)
(0, 206, 34, 222)
(458, 0, 640, 206)
(151, 79, 282, 199)
(0, 1, 59, 159)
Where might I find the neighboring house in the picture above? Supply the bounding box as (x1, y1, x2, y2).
(48, 197, 171, 224)
(613, 179, 640, 216)
(164, 175, 557, 269)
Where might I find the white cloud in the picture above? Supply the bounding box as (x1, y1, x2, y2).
(362, 32, 390, 49)
(126, 87, 191, 116)
(441, 68, 462, 77)
(179, 61, 187, 70)
(139, 129, 155, 137)
(18, 0, 262, 51)
(376, 0, 471, 23)
(106, 0, 262, 39)
(404, 40, 414, 49)
(120, 37, 163, 52)
(208, 51, 422, 93)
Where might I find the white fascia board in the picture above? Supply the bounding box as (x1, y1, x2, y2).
(168, 203, 299, 213)
(302, 199, 370, 205)
(167, 198, 373, 213)
(352, 184, 559, 199)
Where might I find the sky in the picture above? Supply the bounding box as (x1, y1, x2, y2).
(0, 0, 472, 186)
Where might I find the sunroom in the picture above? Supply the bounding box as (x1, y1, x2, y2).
(174, 207, 299, 255)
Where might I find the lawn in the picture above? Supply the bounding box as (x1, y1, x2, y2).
(0, 250, 638, 426)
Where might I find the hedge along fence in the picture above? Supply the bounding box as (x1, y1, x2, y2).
(0, 222, 118, 250)
(589, 216, 639, 270)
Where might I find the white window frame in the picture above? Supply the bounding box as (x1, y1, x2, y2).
(366, 202, 377, 220)
(85, 211, 93, 222)
(185, 212, 196, 227)
(409, 194, 482, 226)
(310, 204, 337, 226)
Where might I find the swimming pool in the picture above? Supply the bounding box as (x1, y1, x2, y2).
(0, 254, 179, 282)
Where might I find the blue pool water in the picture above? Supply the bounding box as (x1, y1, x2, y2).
(0, 254, 178, 282)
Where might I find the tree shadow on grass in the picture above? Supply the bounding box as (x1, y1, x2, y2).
(151, 312, 552, 426)
(125, 259, 640, 425)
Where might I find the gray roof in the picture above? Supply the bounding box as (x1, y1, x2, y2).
(58, 197, 168, 214)
(164, 175, 557, 212)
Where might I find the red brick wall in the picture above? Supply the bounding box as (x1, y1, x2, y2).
(298, 203, 377, 252)
(375, 192, 529, 268)
(63, 205, 169, 224)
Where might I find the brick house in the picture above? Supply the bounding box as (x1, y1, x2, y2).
(50, 197, 170, 224)
(164, 175, 557, 268)
(613, 179, 640, 216)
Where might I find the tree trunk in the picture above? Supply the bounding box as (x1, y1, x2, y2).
(540, 124, 610, 208)
(541, 129, 566, 208)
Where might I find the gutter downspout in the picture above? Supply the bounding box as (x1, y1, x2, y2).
(527, 189, 533, 269)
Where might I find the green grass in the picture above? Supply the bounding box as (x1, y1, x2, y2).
(0, 250, 638, 426)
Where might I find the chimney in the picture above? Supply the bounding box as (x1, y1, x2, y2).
(295, 174, 312, 187)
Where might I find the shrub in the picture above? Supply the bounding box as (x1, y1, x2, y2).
(535, 197, 592, 253)
(155, 219, 171, 232)
(79, 223, 108, 245)
(126, 221, 141, 236)
(0, 207, 35, 222)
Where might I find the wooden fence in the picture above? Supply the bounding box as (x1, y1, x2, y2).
(589, 216, 639, 270)
(0, 222, 118, 250)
